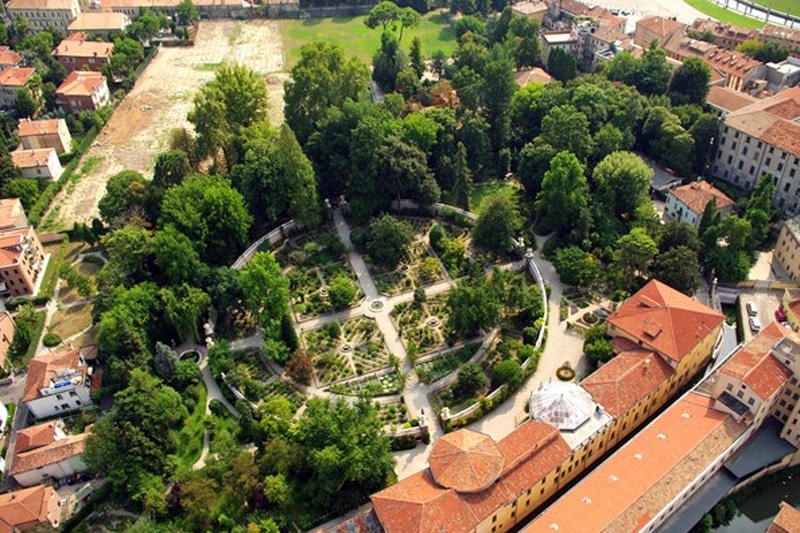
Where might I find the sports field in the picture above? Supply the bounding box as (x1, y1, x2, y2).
(279, 9, 456, 67)
(683, 0, 766, 27)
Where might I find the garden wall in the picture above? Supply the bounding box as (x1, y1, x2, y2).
(231, 219, 302, 270)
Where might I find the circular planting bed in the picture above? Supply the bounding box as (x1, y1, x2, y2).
(369, 299, 386, 313)
(583, 312, 598, 324)
(341, 342, 353, 354)
(427, 317, 441, 329)
(556, 365, 576, 381)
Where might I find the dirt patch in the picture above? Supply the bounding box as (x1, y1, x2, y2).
(47, 19, 287, 228)
(49, 303, 93, 340)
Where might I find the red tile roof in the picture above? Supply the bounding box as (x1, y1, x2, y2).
(0, 67, 35, 87)
(18, 118, 62, 137)
(581, 349, 674, 418)
(23, 345, 95, 403)
(607, 280, 724, 364)
(719, 322, 793, 400)
(314, 509, 383, 533)
(11, 148, 54, 169)
(53, 37, 113, 60)
(768, 502, 800, 533)
(0, 227, 35, 268)
(428, 430, 504, 493)
(725, 86, 800, 157)
(14, 421, 58, 454)
(0, 47, 21, 67)
(669, 181, 735, 216)
(498, 421, 571, 497)
(637, 15, 685, 38)
(522, 393, 747, 533)
(11, 430, 88, 476)
(56, 70, 106, 97)
(0, 198, 26, 229)
(0, 485, 60, 533)
(707, 86, 758, 113)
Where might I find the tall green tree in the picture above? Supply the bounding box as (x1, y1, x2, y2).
(366, 215, 415, 268)
(365, 1, 400, 31)
(653, 245, 701, 295)
(540, 104, 593, 162)
(613, 227, 658, 281)
(240, 252, 289, 335)
(668, 57, 711, 106)
(547, 48, 577, 82)
(508, 16, 541, 68)
(481, 43, 516, 174)
(452, 141, 472, 210)
(410, 36, 425, 77)
(98, 170, 148, 227)
(535, 151, 591, 238)
(473, 193, 522, 255)
(160, 284, 211, 342)
(592, 152, 653, 220)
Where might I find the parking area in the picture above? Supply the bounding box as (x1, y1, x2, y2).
(738, 288, 783, 343)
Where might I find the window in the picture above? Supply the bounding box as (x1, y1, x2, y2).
(757, 141, 763, 148)
(785, 183, 791, 193)
(743, 147, 748, 155)
(735, 131, 740, 138)
(61, 403, 69, 410)
(739, 161, 744, 170)
(767, 158, 772, 166)
(748, 397, 755, 406)
(770, 146, 775, 154)
(726, 383, 733, 391)
(751, 165, 756, 175)
(56, 394, 63, 400)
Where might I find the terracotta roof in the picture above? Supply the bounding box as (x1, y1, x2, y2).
(592, 25, 629, 45)
(725, 86, 800, 157)
(14, 421, 58, 454)
(759, 24, 800, 43)
(691, 19, 754, 43)
(719, 322, 793, 400)
(511, 0, 547, 15)
(6, 0, 74, 9)
(54, 38, 113, 60)
(522, 393, 747, 533)
(0, 198, 27, 229)
(0, 227, 33, 268)
(581, 349, 674, 418)
(0, 485, 60, 533)
(637, 15, 684, 38)
(0, 47, 21, 67)
(372, 470, 479, 533)
(669, 181, 735, 216)
(68, 12, 129, 31)
(18, 118, 62, 138)
(56, 70, 106, 97)
(0, 313, 14, 369)
(23, 345, 94, 403)
(428, 430, 504, 493)
(11, 148, 54, 169)
(707, 85, 758, 113)
(0, 67, 35, 87)
(768, 502, 800, 533)
(705, 48, 763, 77)
(607, 280, 724, 363)
(11, 431, 88, 475)
(497, 421, 571, 496)
(514, 67, 555, 87)
(315, 509, 384, 533)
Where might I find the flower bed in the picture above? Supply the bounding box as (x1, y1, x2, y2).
(329, 372, 405, 396)
(392, 296, 451, 357)
(415, 342, 481, 384)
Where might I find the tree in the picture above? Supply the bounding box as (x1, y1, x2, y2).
(592, 124, 625, 162)
(689, 113, 719, 174)
(473, 193, 522, 255)
(737, 39, 789, 63)
(481, 44, 516, 172)
(373, 31, 407, 91)
(535, 151, 590, 238)
(153, 341, 179, 382)
(188, 64, 268, 166)
(614, 227, 658, 281)
(176, 0, 199, 25)
(160, 284, 211, 343)
(98, 170, 148, 227)
(153, 224, 207, 286)
(285, 350, 313, 384)
(366, 215, 415, 268)
(159, 174, 252, 265)
(492, 359, 522, 389)
(452, 142, 472, 210)
(84, 370, 187, 499)
(517, 139, 556, 197)
(2, 178, 37, 210)
(419, 256, 441, 281)
(14, 87, 38, 119)
(633, 44, 672, 96)
(592, 152, 653, 220)
(395, 67, 421, 99)
(661, 221, 701, 253)
(152, 150, 191, 189)
(328, 274, 357, 309)
(446, 278, 501, 337)
(653, 246, 701, 295)
(240, 252, 289, 335)
(456, 362, 487, 396)
(410, 36, 424, 78)
(540, 105, 593, 162)
(365, 1, 400, 32)
(547, 48, 577, 82)
(285, 43, 370, 144)
(553, 246, 601, 287)
(454, 16, 485, 40)
(508, 16, 541, 68)
(669, 57, 711, 106)
(397, 7, 420, 41)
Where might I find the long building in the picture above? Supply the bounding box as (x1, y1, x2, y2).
(522, 322, 800, 533)
(711, 86, 800, 215)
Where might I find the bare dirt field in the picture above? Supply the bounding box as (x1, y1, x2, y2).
(46, 19, 287, 228)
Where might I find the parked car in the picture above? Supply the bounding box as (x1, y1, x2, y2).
(746, 301, 758, 316)
(776, 307, 787, 322)
(750, 316, 762, 331)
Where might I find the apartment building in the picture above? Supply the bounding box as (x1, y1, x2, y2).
(0, 197, 30, 229)
(758, 24, 800, 57)
(0, 226, 46, 299)
(11, 148, 63, 180)
(0, 312, 15, 369)
(18, 118, 73, 154)
(711, 87, 800, 215)
(0, 67, 37, 109)
(775, 217, 800, 281)
(11, 420, 89, 487)
(707, 85, 758, 115)
(23, 345, 97, 420)
(53, 33, 113, 72)
(689, 18, 755, 50)
(0, 46, 22, 71)
(664, 181, 735, 229)
(541, 29, 579, 64)
(511, 1, 547, 21)
(55, 70, 110, 113)
(67, 11, 130, 37)
(5, 0, 81, 33)
(634, 15, 684, 48)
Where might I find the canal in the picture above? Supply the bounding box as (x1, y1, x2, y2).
(713, 473, 800, 532)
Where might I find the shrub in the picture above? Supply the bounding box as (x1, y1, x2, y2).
(429, 224, 446, 251)
(456, 363, 487, 397)
(491, 359, 523, 389)
(42, 333, 61, 348)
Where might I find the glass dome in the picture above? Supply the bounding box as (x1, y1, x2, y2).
(529, 381, 597, 431)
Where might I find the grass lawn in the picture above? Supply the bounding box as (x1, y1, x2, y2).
(175, 382, 208, 472)
(279, 9, 456, 68)
(748, 0, 798, 14)
(683, 0, 765, 28)
(49, 303, 93, 340)
(467, 182, 521, 216)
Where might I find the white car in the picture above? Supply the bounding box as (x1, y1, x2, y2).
(750, 316, 762, 331)
(746, 301, 758, 317)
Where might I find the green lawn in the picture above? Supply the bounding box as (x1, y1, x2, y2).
(279, 10, 456, 68)
(468, 182, 521, 216)
(683, 0, 765, 28)
(748, 0, 799, 14)
(175, 382, 208, 473)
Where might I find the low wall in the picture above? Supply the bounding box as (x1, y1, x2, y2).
(231, 219, 301, 270)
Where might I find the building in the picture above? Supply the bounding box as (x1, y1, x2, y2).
(67, 12, 130, 37)
(634, 15, 684, 48)
(53, 33, 113, 72)
(767, 502, 800, 533)
(524, 321, 800, 533)
(545, 0, 625, 33)
(584, 26, 633, 68)
(5, 0, 81, 33)
(511, 1, 547, 21)
(775, 217, 800, 281)
(514, 67, 555, 86)
(689, 18, 754, 50)
(541, 29, 579, 64)
(0, 46, 22, 71)
(0, 312, 15, 370)
(0, 485, 62, 531)
(18, 118, 73, 154)
(765, 57, 800, 93)
(0, 67, 37, 110)
(712, 87, 800, 214)
(707, 85, 758, 115)
(23, 345, 97, 420)
(55, 70, 110, 113)
(11, 420, 89, 487)
(758, 24, 800, 57)
(320, 280, 725, 533)
(11, 148, 63, 180)
(0, 226, 46, 299)
(0, 198, 30, 229)
(664, 181, 735, 228)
